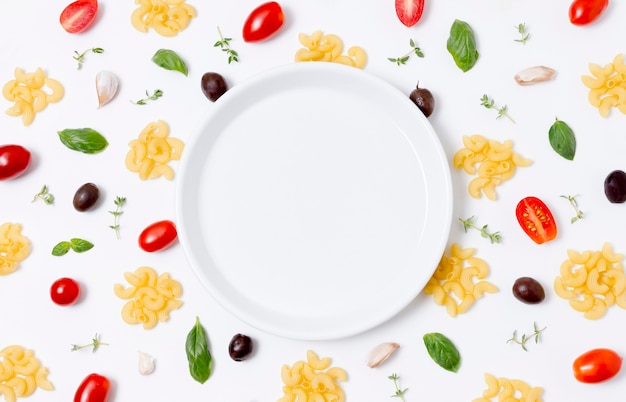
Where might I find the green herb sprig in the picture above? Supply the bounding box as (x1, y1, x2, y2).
(32, 185, 54, 205)
(561, 194, 584, 223)
(514, 23, 530, 44)
(71, 333, 108, 352)
(388, 373, 408, 401)
(459, 216, 501, 244)
(73, 47, 104, 69)
(52, 238, 94, 256)
(214, 26, 239, 64)
(447, 19, 479, 72)
(131, 89, 164, 105)
(109, 196, 126, 239)
(480, 94, 515, 123)
(507, 322, 546, 351)
(388, 39, 424, 66)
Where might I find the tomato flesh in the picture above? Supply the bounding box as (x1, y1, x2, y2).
(60, 0, 98, 33)
(74, 373, 110, 402)
(242, 2, 285, 43)
(0, 144, 31, 180)
(50, 277, 81, 306)
(569, 0, 608, 26)
(515, 196, 557, 244)
(395, 0, 425, 27)
(138, 220, 178, 252)
(573, 348, 622, 383)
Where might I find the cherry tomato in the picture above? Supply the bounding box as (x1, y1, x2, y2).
(395, 0, 425, 27)
(74, 373, 110, 402)
(242, 2, 285, 43)
(0, 144, 31, 180)
(573, 348, 622, 383)
(515, 196, 557, 244)
(50, 277, 81, 306)
(138, 220, 178, 252)
(60, 0, 98, 34)
(569, 0, 608, 26)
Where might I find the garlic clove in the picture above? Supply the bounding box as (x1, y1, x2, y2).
(96, 71, 119, 107)
(138, 351, 155, 375)
(514, 66, 557, 86)
(366, 342, 400, 368)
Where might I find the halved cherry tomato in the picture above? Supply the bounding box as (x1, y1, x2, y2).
(395, 0, 425, 27)
(569, 0, 608, 26)
(138, 220, 178, 252)
(0, 144, 31, 180)
(74, 373, 110, 402)
(242, 1, 285, 43)
(60, 0, 98, 34)
(50, 277, 81, 306)
(515, 196, 557, 244)
(573, 348, 622, 383)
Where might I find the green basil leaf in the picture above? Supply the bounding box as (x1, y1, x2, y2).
(152, 49, 188, 76)
(446, 19, 479, 72)
(548, 118, 576, 160)
(51, 241, 71, 256)
(57, 128, 109, 154)
(70, 238, 94, 253)
(185, 317, 212, 384)
(423, 332, 461, 372)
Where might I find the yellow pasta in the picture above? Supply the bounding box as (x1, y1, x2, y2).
(453, 135, 531, 200)
(295, 30, 367, 69)
(114, 266, 183, 329)
(424, 244, 498, 317)
(0, 345, 54, 401)
(2, 68, 63, 126)
(0, 223, 31, 276)
(131, 0, 196, 36)
(278, 350, 347, 402)
(581, 53, 626, 117)
(125, 120, 184, 180)
(553, 242, 626, 319)
(472, 373, 543, 402)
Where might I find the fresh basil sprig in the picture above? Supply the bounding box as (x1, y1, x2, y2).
(446, 19, 479, 72)
(423, 332, 461, 372)
(185, 317, 212, 384)
(57, 128, 108, 154)
(52, 238, 94, 256)
(549, 118, 576, 160)
(152, 49, 188, 76)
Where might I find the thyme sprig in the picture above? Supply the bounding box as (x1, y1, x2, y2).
(507, 322, 546, 351)
(131, 89, 163, 105)
(459, 216, 502, 244)
(71, 333, 109, 353)
(480, 94, 515, 123)
(388, 373, 408, 401)
(214, 26, 239, 64)
(73, 47, 104, 69)
(32, 185, 54, 205)
(514, 23, 530, 44)
(108, 196, 126, 239)
(388, 39, 424, 66)
(561, 194, 584, 223)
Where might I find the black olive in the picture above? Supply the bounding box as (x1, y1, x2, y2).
(512, 277, 545, 304)
(604, 170, 626, 203)
(73, 182, 99, 212)
(201, 72, 228, 102)
(409, 83, 435, 117)
(228, 333, 253, 361)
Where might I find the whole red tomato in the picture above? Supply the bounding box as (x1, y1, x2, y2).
(0, 144, 31, 180)
(74, 373, 110, 402)
(573, 348, 622, 383)
(138, 220, 178, 252)
(50, 277, 81, 306)
(242, 1, 285, 42)
(60, 0, 98, 33)
(569, 0, 609, 25)
(515, 196, 557, 244)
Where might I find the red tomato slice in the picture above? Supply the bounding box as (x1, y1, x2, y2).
(569, 0, 608, 26)
(395, 0, 425, 27)
(0, 144, 31, 180)
(138, 220, 178, 252)
(60, 0, 98, 34)
(74, 373, 110, 402)
(242, 1, 285, 43)
(515, 196, 557, 244)
(573, 348, 622, 383)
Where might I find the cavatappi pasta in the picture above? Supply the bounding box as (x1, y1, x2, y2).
(278, 350, 347, 402)
(131, 0, 196, 36)
(453, 134, 532, 200)
(0, 223, 31, 276)
(295, 30, 367, 69)
(114, 266, 183, 329)
(0, 345, 54, 402)
(424, 243, 498, 317)
(2, 67, 63, 126)
(125, 120, 185, 180)
(472, 373, 543, 402)
(581, 53, 626, 117)
(553, 242, 626, 320)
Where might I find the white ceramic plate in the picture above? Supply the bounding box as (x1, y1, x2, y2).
(176, 63, 452, 340)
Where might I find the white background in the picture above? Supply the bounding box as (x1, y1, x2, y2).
(2, 0, 626, 401)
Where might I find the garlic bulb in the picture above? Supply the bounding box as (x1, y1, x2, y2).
(137, 351, 155, 375)
(366, 342, 400, 368)
(95, 71, 119, 107)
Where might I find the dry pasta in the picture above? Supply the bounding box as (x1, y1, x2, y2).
(114, 266, 183, 329)
(277, 350, 347, 402)
(2, 67, 63, 126)
(581, 53, 626, 117)
(424, 243, 498, 317)
(453, 134, 532, 200)
(131, 0, 196, 36)
(472, 373, 543, 402)
(295, 30, 367, 69)
(553, 242, 626, 319)
(0, 345, 54, 402)
(0, 223, 31, 276)
(125, 120, 185, 180)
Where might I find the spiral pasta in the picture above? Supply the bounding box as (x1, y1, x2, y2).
(2, 67, 63, 126)
(472, 373, 543, 402)
(125, 120, 185, 180)
(0, 223, 31, 276)
(581, 53, 626, 117)
(295, 30, 367, 69)
(131, 0, 196, 36)
(114, 266, 183, 329)
(0, 345, 54, 402)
